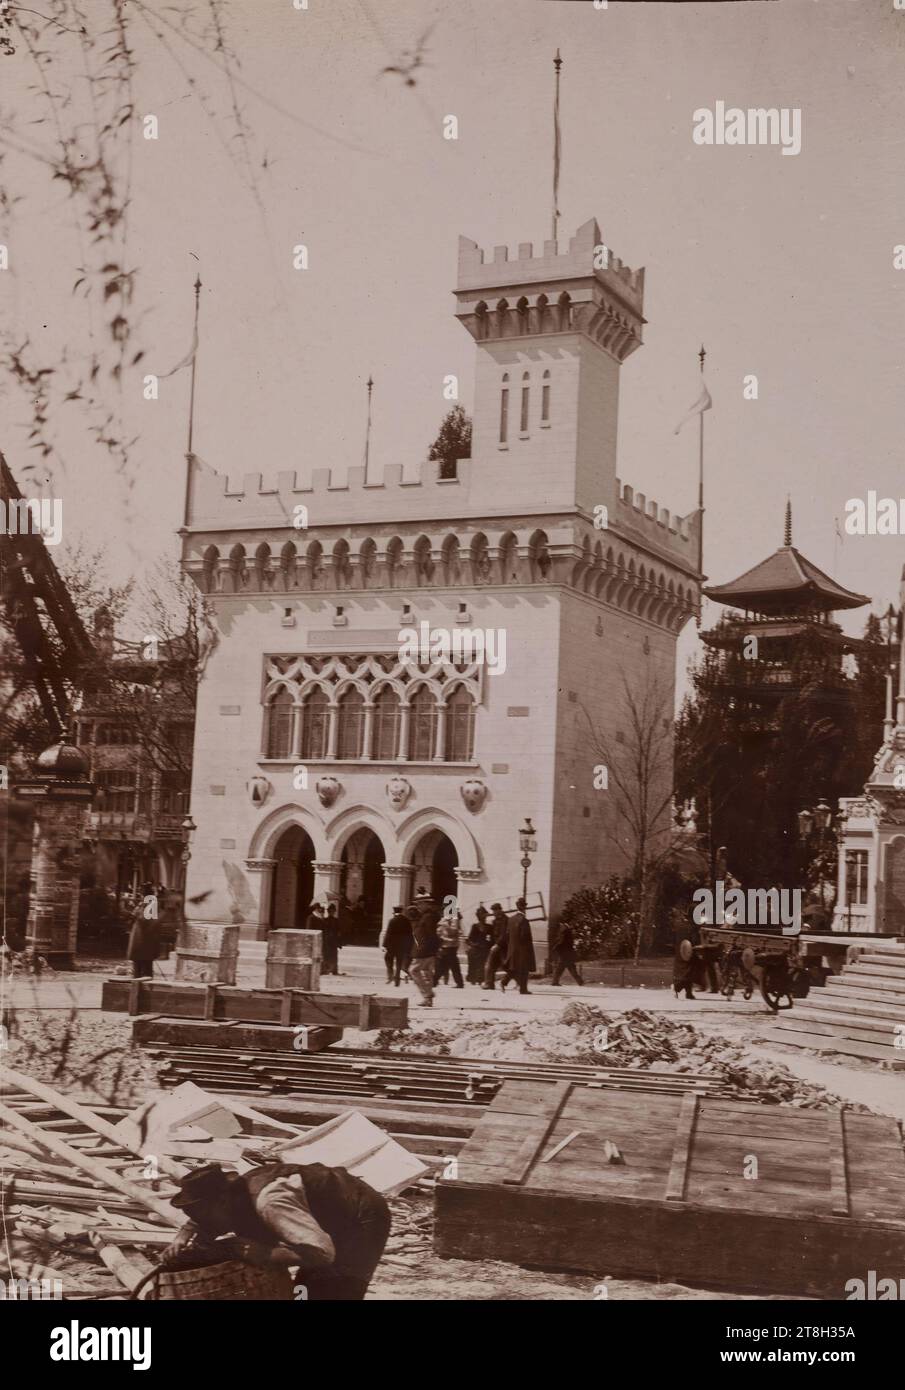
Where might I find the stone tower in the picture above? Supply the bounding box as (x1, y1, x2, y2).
(454, 217, 645, 517)
(180, 220, 701, 962)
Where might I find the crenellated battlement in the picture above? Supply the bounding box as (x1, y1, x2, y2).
(457, 217, 644, 313)
(613, 477, 698, 553)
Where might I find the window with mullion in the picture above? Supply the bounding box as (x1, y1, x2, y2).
(266, 689, 294, 758)
(409, 687, 437, 761)
(445, 686, 475, 761)
(373, 688, 400, 760)
(337, 688, 365, 759)
(300, 688, 328, 760)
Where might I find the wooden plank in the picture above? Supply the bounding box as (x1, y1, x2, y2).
(664, 1093, 698, 1202)
(500, 1081, 572, 1186)
(0, 1102, 184, 1228)
(827, 1110, 849, 1217)
(103, 978, 407, 1028)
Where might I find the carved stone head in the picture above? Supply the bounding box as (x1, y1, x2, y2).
(386, 775, 412, 811)
(461, 778, 487, 813)
(315, 774, 342, 808)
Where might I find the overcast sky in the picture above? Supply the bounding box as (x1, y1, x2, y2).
(3, 0, 903, 688)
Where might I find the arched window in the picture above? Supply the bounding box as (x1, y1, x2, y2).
(520, 371, 530, 433)
(409, 687, 437, 761)
(542, 369, 551, 423)
(337, 688, 365, 759)
(265, 687, 294, 759)
(499, 374, 509, 444)
(373, 687, 400, 760)
(300, 687, 329, 760)
(445, 685, 475, 761)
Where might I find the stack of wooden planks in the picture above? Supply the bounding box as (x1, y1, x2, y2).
(101, 978, 408, 1033)
(768, 941, 905, 1064)
(434, 1078, 905, 1298)
(138, 1037, 738, 1106)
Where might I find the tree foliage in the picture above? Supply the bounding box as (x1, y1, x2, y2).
(428, 405, 472, 480)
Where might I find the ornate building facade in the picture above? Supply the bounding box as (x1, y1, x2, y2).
(835, 568, 905, 934)
(180, 219, 701, 951)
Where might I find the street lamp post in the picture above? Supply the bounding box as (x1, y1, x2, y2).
(518, 818, 536, 900)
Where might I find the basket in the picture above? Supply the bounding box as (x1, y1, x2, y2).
(149, 1259, 293, 1301)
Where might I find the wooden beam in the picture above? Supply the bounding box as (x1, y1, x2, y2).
(827, 1110, 850, 1218)
(0, 1102, 184, 1228)
(665, 1093, 698, 1203)
(102, 978, 407, 1029)
(501, 1082, 572, 1187)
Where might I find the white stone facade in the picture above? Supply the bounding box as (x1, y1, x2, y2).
(180, 219, 701, 956)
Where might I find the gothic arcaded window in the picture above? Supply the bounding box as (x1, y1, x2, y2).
(373, 687, 400, 760)
(337, 687, 365, 759)
(265, 687, 294, 758)
(300, 687, 329, 760)
(445, 685, 475, 761)
(542, 370, 551, 422)
(499, 375, 509, 444)
(520, 372, 530, 432)
(409, 687, 437, 761)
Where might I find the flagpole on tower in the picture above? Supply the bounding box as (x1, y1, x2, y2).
(697, 343, 706, 579)
(182, 273, 202, 529)
(552, 50, 562, 246)
(364, 375, 374, 483)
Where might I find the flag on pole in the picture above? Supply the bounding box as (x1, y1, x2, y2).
(552, 50, 562, 238)
(674, 384, 712, 435)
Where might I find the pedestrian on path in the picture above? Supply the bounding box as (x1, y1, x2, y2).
(435, 909, 464, 988)
(322, 903, 341, 975)
(550, 921, 583, 986)
(126, 881, 161, 978)
(382, 905, 413, 986)
(499, 897, 535, 995)
(466, 906, 492, 984)
(482, 903, 510, 990)
(409, 895, 440, 1007)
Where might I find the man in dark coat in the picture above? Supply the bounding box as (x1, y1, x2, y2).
(466, 906, 493, 984)
(126, 882, 161, 978)
(382, 905, 413, 986)
(408, 894, 440, 1006)
(322, 903, 340, 975)
(166, 1160, 390, 1302)
(481, 903, 510, 990)
(500, 897, 536, 995)
(550, 921, 583, 986)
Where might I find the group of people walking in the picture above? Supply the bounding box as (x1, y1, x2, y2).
(379, 895, 541, 1006)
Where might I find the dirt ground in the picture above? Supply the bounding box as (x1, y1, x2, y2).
(2, 966, 902, 1300)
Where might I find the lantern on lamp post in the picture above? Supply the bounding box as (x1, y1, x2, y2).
(518, 818, 536, 901)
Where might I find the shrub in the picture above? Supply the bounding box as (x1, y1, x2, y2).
(559, 877, 639, 960)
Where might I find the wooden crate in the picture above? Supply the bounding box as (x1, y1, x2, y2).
(132, 1017, 344, 1052)
(102, 978, 407, 1029)
(265, 930, 322, 991)
(434, 1080, 905, 1298)
(175, 924, 240, 984)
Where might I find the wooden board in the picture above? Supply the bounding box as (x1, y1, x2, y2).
(102, 978, 407, 1029)
(132, 1017, 344, 1053)
(434, 1080, 905, 1297)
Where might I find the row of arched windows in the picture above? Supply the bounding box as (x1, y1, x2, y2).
(500, 371, 551, 444)
(264, 684, 475, 763)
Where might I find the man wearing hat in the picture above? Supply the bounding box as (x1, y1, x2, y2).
(166, 1159, 391, 1300)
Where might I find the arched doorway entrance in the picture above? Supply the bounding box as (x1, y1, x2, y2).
(270, 825, 315, 929)
(339, 828, 385, 943)
(410, 829, 459, 910)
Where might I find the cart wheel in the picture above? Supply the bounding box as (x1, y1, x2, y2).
(760, 979, 793, 1012)
(679, 938, 694, 963)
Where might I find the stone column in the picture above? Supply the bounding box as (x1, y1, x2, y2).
(382, 863, 415, 932)
(311, 859, 343, 908)
(433, 703, 448, 761)
(245, 856, 277, 939)
(397, 705, 411, 760)
(326, 704, 339, 759)
(361, 703, 375, 760)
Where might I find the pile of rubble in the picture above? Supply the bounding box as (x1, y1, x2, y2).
(372, 1002, 865, 1110)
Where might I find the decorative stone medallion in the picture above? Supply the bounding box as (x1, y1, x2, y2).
(315, 774, 342, 808)
(246, 775, 272, 808)
(460, 777, 488, 812)
(386, 775, 412, 811)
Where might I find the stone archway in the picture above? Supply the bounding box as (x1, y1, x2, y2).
(409, 827, 459, 910)
(338, 827, 386, 943)
(269, 824, 316, 930)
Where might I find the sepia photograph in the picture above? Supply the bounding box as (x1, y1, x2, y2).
(0, 0, 903, 1361)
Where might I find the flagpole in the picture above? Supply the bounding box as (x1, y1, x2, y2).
(552, 50, 562, 245)
(182, 273, 202, 529)
(364, 375, 374, 484)
(697, 343, 705, 579)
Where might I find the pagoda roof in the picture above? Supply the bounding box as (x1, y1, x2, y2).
(704, 544, 869, 613)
